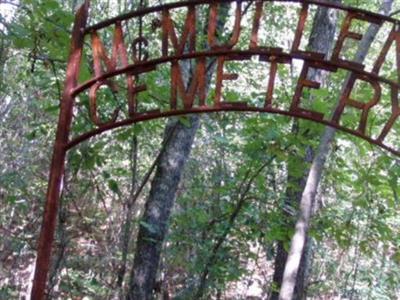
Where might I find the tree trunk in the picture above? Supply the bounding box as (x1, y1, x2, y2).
(116, 134, 138, 293)
(278, 1, 393, 299)
(126, 116, 200, 300)
(270, 2, 340, 298)
(194, 160, 273, 299)
(126, 4, 232, 298)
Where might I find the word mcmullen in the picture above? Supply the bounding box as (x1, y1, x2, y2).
(74, 0, 400, 154)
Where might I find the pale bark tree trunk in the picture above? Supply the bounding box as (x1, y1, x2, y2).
(270, 1, 340, 298)
(278, 1, 394, 299)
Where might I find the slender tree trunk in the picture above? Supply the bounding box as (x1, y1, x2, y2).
(194, 160, 273, 299)
(117, 134, 138, 293)
(270, 2, 340, 298)
(278, 1, 393, 299)
(46, 192, 68, 299)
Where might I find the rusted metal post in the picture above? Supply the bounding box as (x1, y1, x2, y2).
(30, 2, 89, 299)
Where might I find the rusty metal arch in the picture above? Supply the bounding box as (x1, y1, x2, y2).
(67, 49, 400, 155)
(31, 1, 400, 298)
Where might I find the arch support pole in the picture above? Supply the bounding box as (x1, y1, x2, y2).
(30, 2, 89, 299)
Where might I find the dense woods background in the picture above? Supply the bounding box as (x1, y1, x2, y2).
(1, 0, 400, 299)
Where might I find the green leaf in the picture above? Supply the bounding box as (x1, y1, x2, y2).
(140, 221, 157, 234)
(26, 130, 37, 140)
(108, 179, 120, 194)
(44, 0, 59, 10)
(44, 104, 59, 115)
(178, 116, 191, 128)
(6, 195, 17, 205)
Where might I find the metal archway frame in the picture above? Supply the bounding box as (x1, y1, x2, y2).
(31, 1, 400, 298)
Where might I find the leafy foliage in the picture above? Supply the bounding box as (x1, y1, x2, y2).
(0, 0, 400, 299)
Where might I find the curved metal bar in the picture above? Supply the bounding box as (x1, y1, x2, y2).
(69, 0, 400, 157)
(66, 107, 400, 157)
(71, 49, 400, 97)
(85, 0, 400, 33)
(68, 49, 400, 156)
